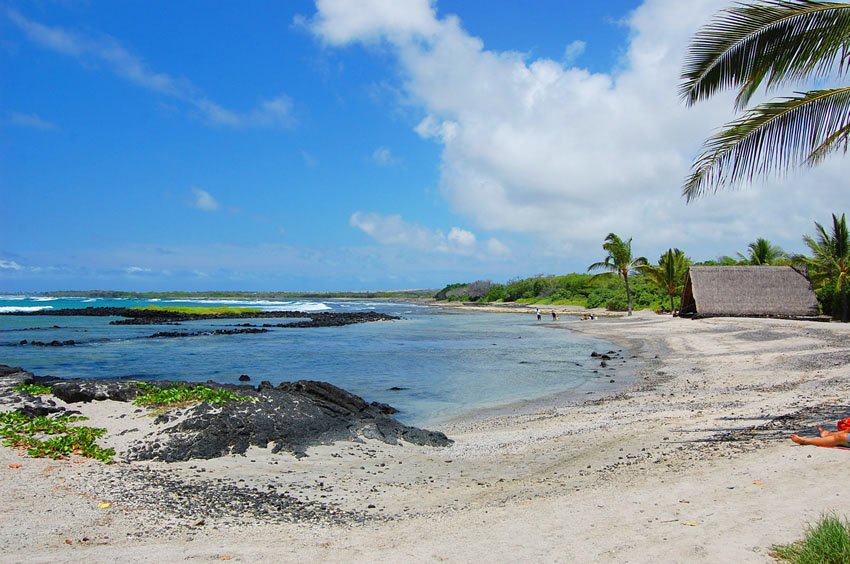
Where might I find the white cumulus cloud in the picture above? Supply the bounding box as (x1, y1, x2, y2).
(312, 0, 849, 263)
(0, 260, 23, 270)
(350, 212, 499, 257)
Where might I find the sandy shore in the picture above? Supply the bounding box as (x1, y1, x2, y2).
(2, 314, 850, 562)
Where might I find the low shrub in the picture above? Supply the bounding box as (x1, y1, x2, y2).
(132, 382, 255, 409)
(0, 411, 114, 464)
(14, 383, 53, 396)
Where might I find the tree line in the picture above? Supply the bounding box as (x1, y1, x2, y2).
(435, 213, 849, 322)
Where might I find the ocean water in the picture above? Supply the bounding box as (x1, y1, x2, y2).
(0, 296, 624, 426)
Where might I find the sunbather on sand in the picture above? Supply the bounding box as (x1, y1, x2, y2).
(791, 422, 850, 447)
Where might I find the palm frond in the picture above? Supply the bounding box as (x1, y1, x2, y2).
(807, 122, 850, 163)
(683, 87, 850, 200)
(681, 0, 850, 108)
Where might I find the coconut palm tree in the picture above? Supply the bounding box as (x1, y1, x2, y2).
(680, 1, 850, 200)
(588, 233, 648, 316)
(644, 248, 690, 312)
(737, 237, 789, 265)
(803, 213, 850, 321)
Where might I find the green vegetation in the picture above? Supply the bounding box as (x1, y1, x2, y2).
(643, 248, 691, 312)
(680, 1, 850, 199)
(803, 213, 849, 322)
(587, 233, 649, 316)
(434, 214, 848, 320)
(14, 383, 53, 396)
(132, 305, 264, 315)
(132, 381, 255, 409)
(771, 514, 850, 563)
(435, 273, 669, 312)
(0, 411, 115, 464)
(738, 238, 789, 265)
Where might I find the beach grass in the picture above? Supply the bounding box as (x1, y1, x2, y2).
(0, 412, 115, 464)
(132, 305, 265, 315)
(771, 514, 850, 563)
(132, 381, 256, 409)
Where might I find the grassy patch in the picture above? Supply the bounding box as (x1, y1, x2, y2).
(771, 514, 850, 563)
(0, 411, 115, 464)
(14, 383, 53, 396)
(132, 305, 264, 315)
(132, 381, 255, 409)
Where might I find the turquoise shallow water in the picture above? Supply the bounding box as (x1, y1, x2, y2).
(0, 296, 623, 426)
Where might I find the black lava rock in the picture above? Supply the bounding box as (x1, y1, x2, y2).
(0, 365, 451, 462)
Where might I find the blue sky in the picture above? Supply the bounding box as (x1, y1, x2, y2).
(2, 0, 847, 292)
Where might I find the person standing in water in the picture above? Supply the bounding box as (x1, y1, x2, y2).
(551, 310, 557, 320)
(535, 308, 541, 321)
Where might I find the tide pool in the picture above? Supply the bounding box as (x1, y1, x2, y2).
(0, 297, 624, 426)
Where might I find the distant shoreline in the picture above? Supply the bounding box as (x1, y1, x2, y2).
(28, 290, 439, 300)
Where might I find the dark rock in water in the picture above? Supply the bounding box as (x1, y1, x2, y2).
(0, 365, 451, 462)
(147, 328, 269, 339)
(591, 351, 600, 357)
(600, 354, 611, 361)
(0, 306, 400, 328)
(238, 374, 251, 382)
(388, 386, 408, 391)
(600, 361, 608, 368)
(28, 339, 76, 347)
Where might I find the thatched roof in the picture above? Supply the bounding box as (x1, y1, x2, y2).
(680, 266, 819, 319)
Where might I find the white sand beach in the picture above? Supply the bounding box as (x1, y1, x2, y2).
(3, 314, 850, 563)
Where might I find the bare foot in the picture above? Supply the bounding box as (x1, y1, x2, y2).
(791, 434, 807, 445)
(818, 425, 829, 437)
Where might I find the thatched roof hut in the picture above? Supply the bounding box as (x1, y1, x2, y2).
(679, 266, 820, 319)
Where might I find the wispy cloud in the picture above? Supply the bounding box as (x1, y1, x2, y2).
(563, 40, 586, 65)
(372, 146, 398, 166)
(7, 9, 294, 128)
(0, 260, 23, 270)
(301, 151, 319, 168)
(191, 188, 220, 212)
(8, 112, 57, 130)
(124, 266, 152, 274)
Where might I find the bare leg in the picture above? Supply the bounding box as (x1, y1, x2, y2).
(791, 432, 850, 447)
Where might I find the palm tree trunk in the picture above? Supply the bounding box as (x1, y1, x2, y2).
(842, 277, 848, 323)
(670, 294, 675, 313)
(624, 272, 633, 316)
